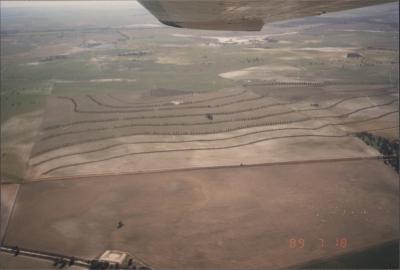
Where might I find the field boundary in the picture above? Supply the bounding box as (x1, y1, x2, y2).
(31, 110, 398, 158)
(44, 88, 395, 131)
(29, 155, 387, 183)
(1, 185, 20, 245)
(38, 98, 398, 142)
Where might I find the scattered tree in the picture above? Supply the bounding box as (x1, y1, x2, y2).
(117, 221, 124, 229)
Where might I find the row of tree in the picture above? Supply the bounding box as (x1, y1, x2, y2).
(355, 132, 399, 172)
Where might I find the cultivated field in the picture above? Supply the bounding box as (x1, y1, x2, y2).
(3, 160, 399, 269)
(27, 83, 397, 179)
(2, 3, 398, 181)
(2, 2, 399, 181)
(0, 184, 19, 241)
(1, 2, 398, 269)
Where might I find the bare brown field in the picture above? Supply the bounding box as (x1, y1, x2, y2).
(4, 160, 399, 269)
(0, 184, 19, 241)
(26, 83, 398, 179)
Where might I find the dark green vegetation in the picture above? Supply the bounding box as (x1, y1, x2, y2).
(356, 132, 399, 172)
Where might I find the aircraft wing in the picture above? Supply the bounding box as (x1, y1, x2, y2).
(138, 0, 396, 31)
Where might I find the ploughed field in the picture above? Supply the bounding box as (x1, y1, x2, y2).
(3, 160, 399, 269)
(27, 83, 398, 179)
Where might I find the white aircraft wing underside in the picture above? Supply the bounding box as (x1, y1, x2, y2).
(138, 0, 397, 31)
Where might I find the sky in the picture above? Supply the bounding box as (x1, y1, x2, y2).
(1, 1, 137, 8)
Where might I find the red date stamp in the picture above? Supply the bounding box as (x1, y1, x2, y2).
(289, 238, 348, 249)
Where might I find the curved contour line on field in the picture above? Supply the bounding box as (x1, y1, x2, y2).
(97, 89, 249, 108)
(32, 101, 398, 158)
(59, 92, 266, 114)
(44, 89, 395, 131)
(39, 98, 398, 141)
(32, 110, 398, 168)
(42, 134, 354, 175)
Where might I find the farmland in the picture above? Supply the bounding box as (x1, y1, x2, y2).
(27, 83, 397, 179)
(1, 2, 398, 182)
(1, 1, 399, 269)
(3, 160, 399, 269)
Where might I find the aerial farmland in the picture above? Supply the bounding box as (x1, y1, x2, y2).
(1, 1, 399, 269)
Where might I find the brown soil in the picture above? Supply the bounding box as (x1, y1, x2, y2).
(4, 160, 399, 269)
